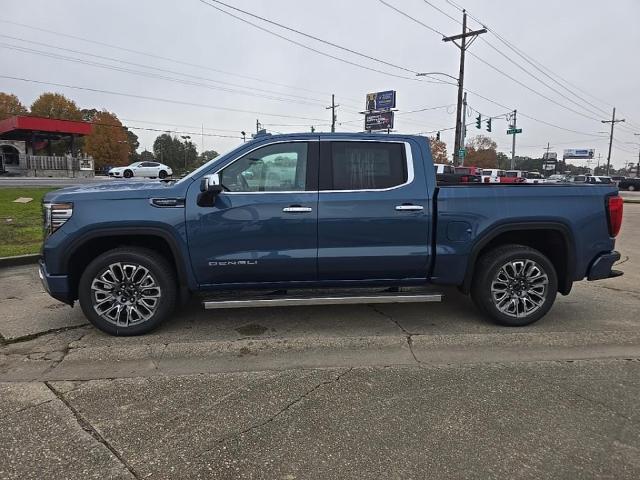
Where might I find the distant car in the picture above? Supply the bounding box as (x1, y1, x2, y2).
(546, 174, 567, 183)
(524, 171, 545, 184)
(585, 176, 613, 184)
(618, 177, 640, 191)
(453, 166, 482, 183)
(481, 169, 505, 183)
(109, 161, 173, 179)
(611, 176, 626, 183)
(567, 175, 587, 183)
(500, 170, 527, 184)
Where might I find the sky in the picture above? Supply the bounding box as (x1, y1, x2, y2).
(2, 0, 639, 169)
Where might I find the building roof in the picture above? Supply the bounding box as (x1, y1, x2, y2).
(0, 115, 93, 140)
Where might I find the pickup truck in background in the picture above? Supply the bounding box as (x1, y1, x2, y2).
(434, 164, 481, 184)
(40, 133, 624, 335)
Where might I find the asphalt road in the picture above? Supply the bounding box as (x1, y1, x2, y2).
(1, 204, 639, 479)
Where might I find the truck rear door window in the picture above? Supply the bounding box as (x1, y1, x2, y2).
(328, 142, 407, 190)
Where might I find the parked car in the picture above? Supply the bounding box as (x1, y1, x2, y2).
(618, 177, 640, 191)
(567, 175, 587, 183)
(611, 176, 626, 184)
(501, 170, 527, 184)
(481, 168, 506, 183)
(524, 171, 545, 184)
(454, 166, 482, 183)
(109, 161, 173, 179)
(40, 132, 623, 335)
(586, 176, 613, 184)
(546, 174, 567, 183)
(0, 153, 5, 174)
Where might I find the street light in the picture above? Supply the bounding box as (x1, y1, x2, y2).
(180, 135, 191, 170)
(416, 72, 459, 85)
(241, 131, 246, 143)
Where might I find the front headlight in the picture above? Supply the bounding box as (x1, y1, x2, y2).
(43, 202, 73, 236)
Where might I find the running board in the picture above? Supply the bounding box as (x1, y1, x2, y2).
(202, 289, 443, 310)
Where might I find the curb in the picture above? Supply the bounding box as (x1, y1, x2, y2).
(0, 254, 40, 268)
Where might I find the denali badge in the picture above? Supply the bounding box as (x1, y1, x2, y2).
(209, 260, 258, 266)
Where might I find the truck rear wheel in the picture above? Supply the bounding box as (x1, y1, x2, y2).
(471, 244, 557, 326)
(78, 247, 176, 335)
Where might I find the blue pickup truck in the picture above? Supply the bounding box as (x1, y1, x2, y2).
(39, 133, 624, 335)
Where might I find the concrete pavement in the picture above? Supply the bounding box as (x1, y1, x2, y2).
(0, 204, 639, 479)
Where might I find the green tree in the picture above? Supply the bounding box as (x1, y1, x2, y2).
(140, 150, 155, 162)
(30, 92, 81, 120)
(153, 134, 198, 171)
(0, 92, 27, 120)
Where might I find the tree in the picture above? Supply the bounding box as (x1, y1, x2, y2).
(140, 150, 155, 162)
(125, 128, 140, 162)
(0, 92, 27, 120)
(153, 134, 198, 171)
(83, 111, 130, 170)
(465, 135, 498, 168)
(196, 149, 219, 167)
(30, 92, 81, 120)
(429, 138, 448, 164)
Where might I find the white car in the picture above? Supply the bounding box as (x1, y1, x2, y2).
(109, 161, 173, 179)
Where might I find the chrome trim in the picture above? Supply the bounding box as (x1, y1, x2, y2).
(149, 198, 185, 208)
(203, 293, 442, 309)
(282, 206, 313, 213)
(395, 205, 423, 211)
(213, 139, 415, 195)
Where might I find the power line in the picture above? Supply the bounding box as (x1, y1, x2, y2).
(379, 1, 603, 123)
(0, 41, 334, 109)
(0, 74, 328, 121)
(0, 18, 363, 106)
(196, 0, 454, 86)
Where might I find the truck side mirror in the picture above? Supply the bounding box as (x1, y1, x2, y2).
(198, 173, 224, 207)
(200, 173, 224, 195)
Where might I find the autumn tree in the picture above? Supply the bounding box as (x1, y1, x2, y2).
(31, 92, 82, 120)
(83, 111, 130, 169)
(429, 138, 448, 164)
(465, 135, 498, 168)
(0, 93, 28, 120)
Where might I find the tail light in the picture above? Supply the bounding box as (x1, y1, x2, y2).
(606, 195, 623, 237)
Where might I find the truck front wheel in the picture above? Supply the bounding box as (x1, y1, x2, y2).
(471, 244, 558, 326)
(78, 247, 177, 335)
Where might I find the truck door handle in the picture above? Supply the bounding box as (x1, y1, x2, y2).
(395, 204, 424, 211)
(283, 206, 313, 213)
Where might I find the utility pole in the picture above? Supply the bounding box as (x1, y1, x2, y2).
(241, 131, 246, 143)
(256, 119, 262, 135)
(443, 10, 487, 166)
(180, 135, 191, 170)
(509, 110, 517, 170)
(326, 94, 339, 133)
(460, 92, 468, 165)
(634, 133, 640, 178)
(596, 153, 602, 172)
(544, 142, 551, 158)
(601, 107, 625, 175)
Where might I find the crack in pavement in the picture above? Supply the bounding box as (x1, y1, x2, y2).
(1, 324, 90, 346)
(44, 381, 140, 479)
(196, 367, 354, 458)
(0, 398, 55, 421)
(369, 305, 421, 364)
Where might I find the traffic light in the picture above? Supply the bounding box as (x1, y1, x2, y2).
(475, 114, 482, 129)
(486, 118, 492, 132)
(436, 131, 441, 141)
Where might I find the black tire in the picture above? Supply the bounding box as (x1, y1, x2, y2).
(78, 247, 177, 336)
(628, 184, 636, 192)
(123, 169, 133, 178)
(471, 244, 558, 327)
(158, 170, 168, 179)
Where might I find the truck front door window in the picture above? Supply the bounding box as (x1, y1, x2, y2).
(220, 143, 308, 192)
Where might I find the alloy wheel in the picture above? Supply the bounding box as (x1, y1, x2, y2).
(490, 259, 549, 318)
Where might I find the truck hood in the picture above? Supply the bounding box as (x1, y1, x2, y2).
(44, 179, 188, 202)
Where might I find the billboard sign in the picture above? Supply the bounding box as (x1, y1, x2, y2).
(543, 152, 558, 160)
(365, 90, 396, 111)
(543, 161, 556, 171)
(365, 111, 394, 131)
(563, 148, 594, 159)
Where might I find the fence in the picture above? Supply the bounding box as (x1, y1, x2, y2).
(18, 154, 95, 177)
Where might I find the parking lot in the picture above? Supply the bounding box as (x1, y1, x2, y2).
(1, 203, 639, 479)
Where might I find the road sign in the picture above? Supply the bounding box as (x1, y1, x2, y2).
(507, 128, 522, 134)
(365, 111, 394, 131)
(365, 90, 396, 111)
(458, 148, 466, 158)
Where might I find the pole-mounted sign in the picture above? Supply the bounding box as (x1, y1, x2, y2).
(364, 111, 394, 131)
(365, 90, 396, 111)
